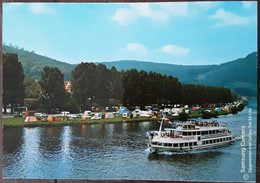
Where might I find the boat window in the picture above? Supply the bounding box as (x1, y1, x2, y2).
(185, 143, 188, 146)
(209, 131, 213, 134)
(210, 140, 212, 143)
(220, 138, 223, 142)
(168, 143, 172, 147)
(152, 141, 157, 145)
(217, 139, 219, 142)
(183, 132, 187, 136)
(202, 131, 208, 135)
(202, 141, 205, 145)
(180, 143, 183, 147)
(188, 132, 191, 136)
(198, 136, 201, 141)
(173, 144, 178, 147)
(213, 140, 216, 143)
(194, 142, 197, 146)
(193, 132, 196, 135)
(158, 142, 162, 146)
(189, 142, 192, 146)
(197, 131, 201, 135)
(206, 141, 209, 144)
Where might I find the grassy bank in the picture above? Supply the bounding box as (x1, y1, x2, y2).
(2, 116, 159, 127)
(4, 102, 246, 127)
(3, 112, 231, 128)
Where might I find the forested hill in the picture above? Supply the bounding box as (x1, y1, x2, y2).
(101, 61, 218, 84)
(2, 45, 76, 80)
(2, 45, 257, 96)
(100, 53, 257, 97)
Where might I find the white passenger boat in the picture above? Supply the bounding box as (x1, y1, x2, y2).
(148, 119, 235, 152)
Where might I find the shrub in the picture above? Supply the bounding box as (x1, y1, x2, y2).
(179, 112, 189, 121)
(231, 106, 238, 114)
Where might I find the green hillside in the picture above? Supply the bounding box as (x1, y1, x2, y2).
(194, 52, 257, 96)
(2, 45, 257, 96)
(100, 61, 218, 84)
(2, 45, 75, 80)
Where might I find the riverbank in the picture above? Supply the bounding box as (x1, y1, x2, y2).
(2, 116, 160, 127)
(2, 110, 231, 128)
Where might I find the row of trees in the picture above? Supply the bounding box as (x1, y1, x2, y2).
(122, 69, 182, 108)
(71, 62, 123, 110)
(3, 53, 234, 113)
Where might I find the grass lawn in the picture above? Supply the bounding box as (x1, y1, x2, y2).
(2, 107, 235, 127)
(2, 116, 159, 127)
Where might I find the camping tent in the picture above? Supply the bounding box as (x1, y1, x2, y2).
(118, 108, 129, 114)
(81, 116, 88, 120)
(47, 116, 60, 121)
(105, 113, 114, 119)
(24, 116, 38, 122)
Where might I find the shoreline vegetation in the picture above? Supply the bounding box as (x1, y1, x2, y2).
(3, 101, 247, 128)
(3, 52, 251, 128)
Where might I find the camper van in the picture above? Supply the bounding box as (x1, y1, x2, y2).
(140, 110, 152, 117)
(83, 111, 92, 118)
(61, 111, 77, 120)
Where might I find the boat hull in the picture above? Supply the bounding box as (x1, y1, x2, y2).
(149, 139, 235, 153)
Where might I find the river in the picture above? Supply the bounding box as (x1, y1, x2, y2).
(3, 100, 257, 182)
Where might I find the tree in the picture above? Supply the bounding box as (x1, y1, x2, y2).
(24, 77, 41, 98)
(3, 53, 25, 113)
(39, 67, 67, 113)
(71, 62, 98, 110)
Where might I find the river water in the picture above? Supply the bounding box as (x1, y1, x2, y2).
(3, 101, 257, 182)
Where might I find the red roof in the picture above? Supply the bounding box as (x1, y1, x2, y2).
(64, 81, 72, 93)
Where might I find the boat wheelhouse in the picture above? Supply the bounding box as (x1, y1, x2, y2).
(148, 120, 235, 152)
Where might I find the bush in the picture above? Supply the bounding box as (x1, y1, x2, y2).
(202, 111, 218, 119)
(202, 111, 212, 119)
(237, 103, 244, 111)
(179, 112, 189, 121)
(231, 106, 238, 114)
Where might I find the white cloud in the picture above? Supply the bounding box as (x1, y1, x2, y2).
(111, 9, 136, 25)
(210, 8, 250, 27)
(158, 2, 188, 16)
(111, 2, 189, 25)
(243, 1, 254, 9)
(194, 2, 218, 11)
(126, 43, 147, 56)
(29, 3, 55, 14)
(162, 44, 190, 55)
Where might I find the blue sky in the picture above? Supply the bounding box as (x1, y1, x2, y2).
(3, 1, 257, 65)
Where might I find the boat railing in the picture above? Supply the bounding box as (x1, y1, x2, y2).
(182, 136, 196, 140)
(201, 132, 232, 139)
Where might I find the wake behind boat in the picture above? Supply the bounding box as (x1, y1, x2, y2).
(148, 118, 235, 153)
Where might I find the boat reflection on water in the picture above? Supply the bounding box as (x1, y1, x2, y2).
(148, 150, 224, 164)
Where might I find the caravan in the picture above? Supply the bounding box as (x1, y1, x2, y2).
(140, 110, 152, 117)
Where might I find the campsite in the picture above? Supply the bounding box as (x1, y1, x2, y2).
(2, 99, 246, 128)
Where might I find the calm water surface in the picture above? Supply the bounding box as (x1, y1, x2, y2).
(3, 101, 257, 182)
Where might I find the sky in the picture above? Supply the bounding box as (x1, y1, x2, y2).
(3, 1, 257, 65)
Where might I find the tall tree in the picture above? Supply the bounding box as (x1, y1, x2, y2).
(71, 62, 98, 110)
(3, 53, 25, 113)
(24, 77, 41, 98)
(39, 67, 67, 113)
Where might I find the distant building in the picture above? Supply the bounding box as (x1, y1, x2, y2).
(64, 81, 72, 93)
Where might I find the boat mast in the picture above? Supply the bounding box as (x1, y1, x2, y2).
(158, 117, 165, 136)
